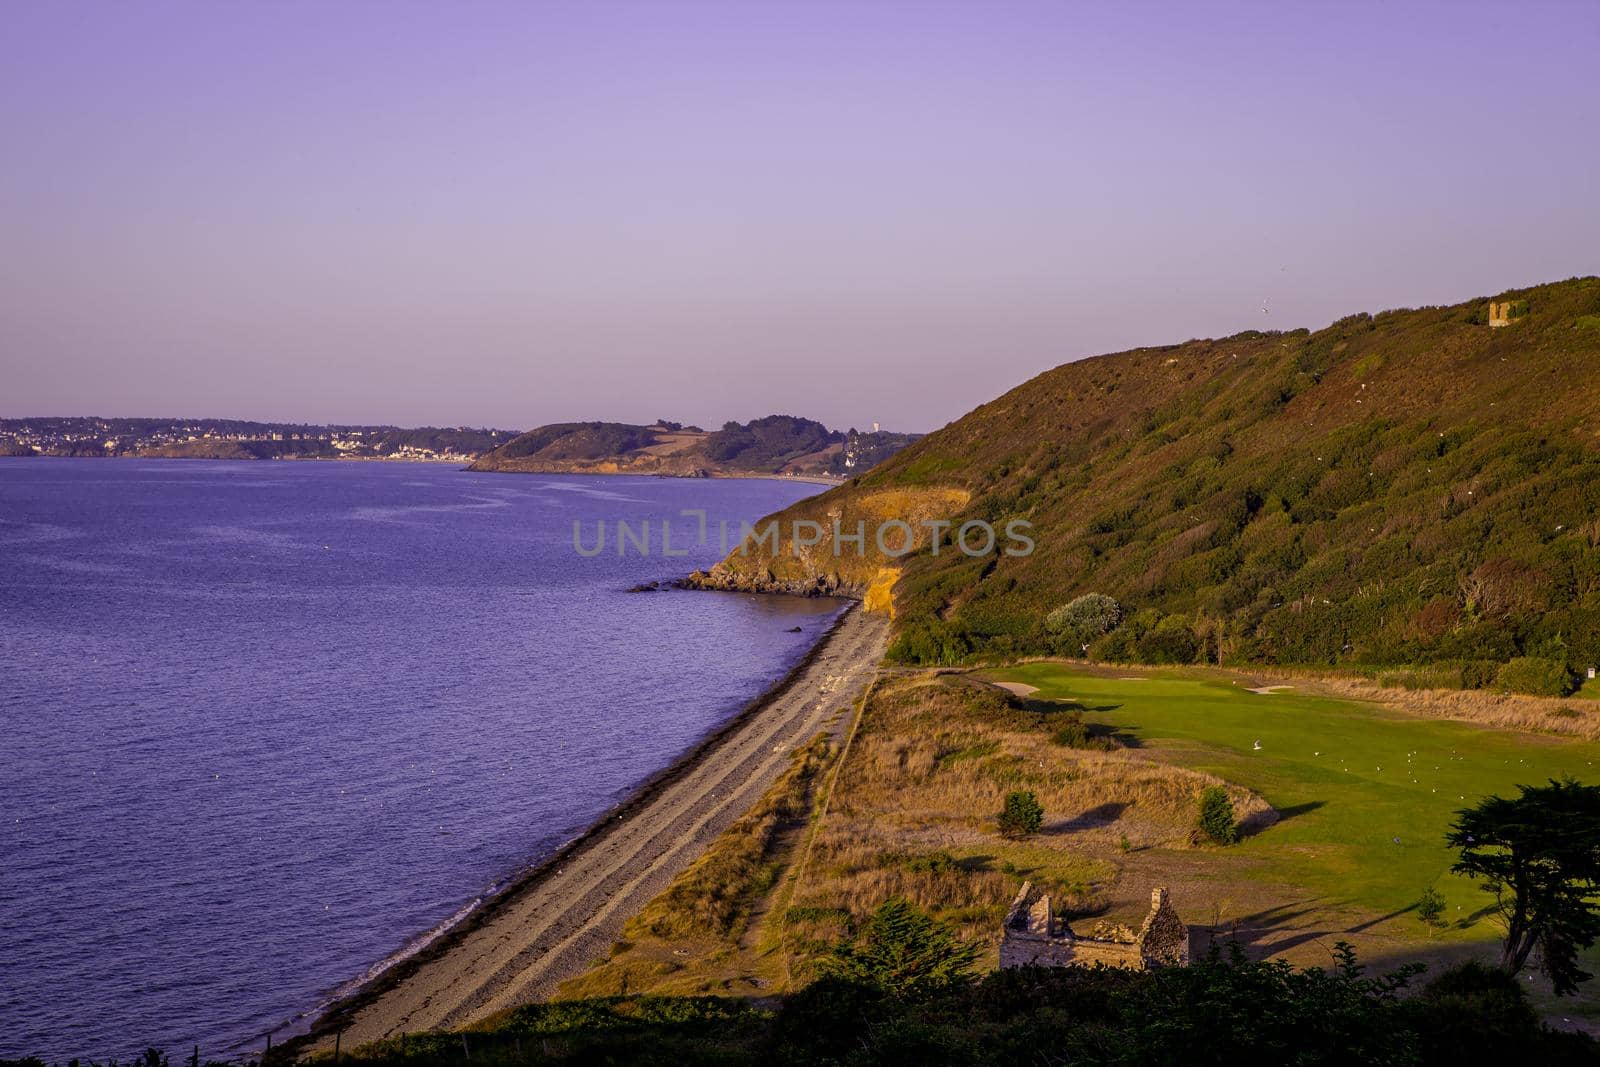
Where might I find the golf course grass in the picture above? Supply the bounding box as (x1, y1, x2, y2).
(982, 663, 1600, 938)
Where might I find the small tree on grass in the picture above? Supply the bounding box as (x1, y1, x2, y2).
(1416, 886, 1446, 930)
(1196, 786, 1238, 845)
(998, 790, 1044, 838)
(818, 897, 979, 999)
(1446, 777, 1600, 995)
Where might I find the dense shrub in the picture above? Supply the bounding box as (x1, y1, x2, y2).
(885, 620, 973, 666)
(996, 790, 1044, 838)
(1050, 711, 1112, 750)
(1136, 617, 1200, 664)
(1043, 593, 1123, 653)
(1196, 786, 1238, 844)
(815, 897, 979, 999)
(1495, 656, 1575, 696)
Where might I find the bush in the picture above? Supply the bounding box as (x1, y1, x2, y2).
(1049, 711, 1112, 750)
(816, 897, 979, 999)
(1405, 960, 1548, 1065)
(997, 790, 1044, 838)
(1136, 619, 1199, 664)
(1495, 656, 1575, 696)
(1044, 593, 1123, 653)
(1460, 659, 1502, 689)
(1196, 786, 1238, 844)
(886, 620, 973, 666)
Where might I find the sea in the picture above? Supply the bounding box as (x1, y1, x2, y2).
(0, 459, 841, 1060)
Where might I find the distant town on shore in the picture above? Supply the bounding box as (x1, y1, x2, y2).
(0, 414, 921, 476)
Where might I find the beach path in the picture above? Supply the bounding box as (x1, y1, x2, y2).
(316, 604, 889, 1048)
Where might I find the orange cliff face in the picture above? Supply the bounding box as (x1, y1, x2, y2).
(684, 485, 972, 613)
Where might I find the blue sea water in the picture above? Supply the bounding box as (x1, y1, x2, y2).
(0, 459, 839, 1060)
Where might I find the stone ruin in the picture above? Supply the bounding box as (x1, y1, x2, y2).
(999, 882, 1190, 970)
(1487, 301, 1513, 327)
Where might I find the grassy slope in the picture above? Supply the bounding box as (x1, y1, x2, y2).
(708, 277, 1600, 673)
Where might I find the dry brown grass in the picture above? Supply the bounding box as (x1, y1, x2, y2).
(628, 734, 836, 942)
(556, 735, 837, 1001)
(1282, 673, 1600, 740)
(780, 675, 1271, 964)
(979, 657, 1600, 740)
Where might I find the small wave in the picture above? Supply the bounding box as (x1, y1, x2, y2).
(533, 481, 645, 502)
(0, 521, 82, 545)
(244, 894, 488, 1053)
(347, 497, 511, 522)
(335, 895, 485, 997)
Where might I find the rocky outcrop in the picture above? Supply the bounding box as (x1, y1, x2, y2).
(999, 882, 1190, 970)
(683, 563, 859, 598)
(679, 486, 971, 614)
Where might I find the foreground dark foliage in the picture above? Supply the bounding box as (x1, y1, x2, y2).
(15, 948, 1596, 1067)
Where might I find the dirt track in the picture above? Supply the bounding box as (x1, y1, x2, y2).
(316, 605, 888, 1047)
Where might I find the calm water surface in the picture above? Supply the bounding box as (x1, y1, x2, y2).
(0, 459, 839, 1060)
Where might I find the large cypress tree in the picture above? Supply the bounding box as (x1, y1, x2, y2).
(1446, 777, 1600, 995)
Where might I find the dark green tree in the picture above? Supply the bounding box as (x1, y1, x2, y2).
(1446, 778, 1600, 995)
(1196, 786, 1238, 845)
(997, 790, 1044, 838)
(818, 897, 979, 999)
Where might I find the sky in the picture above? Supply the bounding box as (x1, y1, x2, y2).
(1, 1, 1596, 434)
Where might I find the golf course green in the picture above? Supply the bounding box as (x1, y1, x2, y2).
(983, 664, 1600, 932)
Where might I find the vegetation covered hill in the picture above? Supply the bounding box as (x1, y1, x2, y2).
(469, 415, 919, 478)
(695, 277, 1600, 690)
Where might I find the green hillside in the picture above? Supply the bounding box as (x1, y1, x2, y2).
(700, 277, 1600, 689)
(470, 415, 919, 478)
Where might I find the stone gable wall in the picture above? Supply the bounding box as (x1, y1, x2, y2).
(1000, 882, 1190, 971)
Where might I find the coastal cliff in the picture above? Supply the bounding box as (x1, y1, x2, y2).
(682, 484, 971, 608)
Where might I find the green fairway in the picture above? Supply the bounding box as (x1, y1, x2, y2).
(983, 663, 1600, 936)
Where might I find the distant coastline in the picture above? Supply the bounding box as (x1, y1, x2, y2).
(0, 454, 849, 486)
(0, 417, 517, 464)
(0, 414, 916, 478)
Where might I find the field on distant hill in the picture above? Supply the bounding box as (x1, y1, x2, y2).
(694, 277, 1600, 690)
(469, 416, 918, 479)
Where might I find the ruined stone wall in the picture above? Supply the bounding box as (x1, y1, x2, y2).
(1137, 887, 1190, 967)
(999, 936, 1085, 969)
(1000, 881, 1190, 971)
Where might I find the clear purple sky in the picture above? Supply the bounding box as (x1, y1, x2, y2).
(2, 1, 1595, 433)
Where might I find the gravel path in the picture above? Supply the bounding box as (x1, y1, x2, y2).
(317, 605, 888, 1047)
